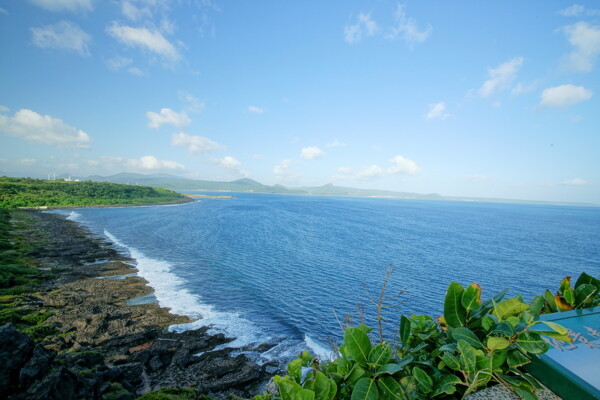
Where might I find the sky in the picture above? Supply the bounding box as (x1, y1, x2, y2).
(0, 1, 599, 204)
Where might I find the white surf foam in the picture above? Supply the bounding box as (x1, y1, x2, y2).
(304, 334, 334, 361)
(66, 211, 81, 221)
(103, 229, 266, 350)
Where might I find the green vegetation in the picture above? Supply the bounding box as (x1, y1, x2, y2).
(137, 388, 204, 400)
(257, 272, 599, 400)
(0, 177, 186, 209)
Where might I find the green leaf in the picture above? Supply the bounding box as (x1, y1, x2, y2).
(507, 349, 530, 368)
(536, 320, 568, 336)
(377, 376, 407, 400)
(287, 358, 303, 383)
(351, 378, 380, 400)
(412, 367, 433, 393)
(473, 356, 493, 387)
(328, 380, 337, 400)
(487, 337, 510, 350)
(395, 355, 413, 369)
(513, 385, 537, 400)
(451, 327, 483, 348)
(441, 353, 460, 371)
(275, 376, 303, 400)
(574, 284, 598, 308)
(563, 288, 575, 305)
(399, 315, 410, 347)
(532, 331, 572, 342)
(344, 327, 372, 366)
(369, 344, 392, 368)
(543, 290, 558, 312)
(375, 363, 403, 377)
(481, 316, 495, 331)
(491, 322, 514, 337)
(559, 276, 572, 293)
(313, 371, 331, 400)
(492, 350, 508, 369)
(461, 282, 482, 311)
(295, 389, 316, 400)
(457, 340, 476, 373)
(346, 364, 367, 385)
(492, 297, 529, 320)
(444, 282, 466, 328)
(432, 374, 461, 397)
(529, 295, 545, 316)
(517, 332, 550, 354)
(575, 272, 600, 291)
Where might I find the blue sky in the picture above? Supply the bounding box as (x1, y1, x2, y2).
(1, 1, 599, 203)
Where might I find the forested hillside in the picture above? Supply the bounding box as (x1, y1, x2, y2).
(0, 177, 186, 208)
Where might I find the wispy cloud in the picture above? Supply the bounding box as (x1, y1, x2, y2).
(477, 57, 524, 97)
(561, 178, 587, 185)
(0, 108, 91, 148)
(30, 0, 94, 13)
(558, 4, 600, 17)
(171, 132, 220, 153)
(31, 21, 92, 56)
(426, 102, 453, 119)
(539, 84, 592, 108)
(387, 155, 420, 175)
(247, 106, 264, 114)
(146, 108, 190, 128)
(562, 22, 600, 72)
(212, 156, 248, 177)
(386, 4, 432, 46)
(301, 146, 325, 160)
(344, 13, 378, 44)
(107, 23, 180, 63)
(274, 159, 298, 179)
(326, 139, 347, 148)
(102, 155, 184, 171)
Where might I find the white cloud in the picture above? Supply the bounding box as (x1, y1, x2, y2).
(356, 165, 384, 180)
(107, 23, 180, 63)
(274, 159, 293, 176)
(388, 155, 420, 175)
(128, 67, 145, 76)
(558, 4, 600, 17)
(539, 84, 592, 108)
(338, 167, 354, 174)
(301, 146, 325, 160)
(511, 82, 536, 95)
(562, 178, 587, 185)
(563, 22, 600, 72)
(106, 56, 133, 71)
(386, 4, 432, 46)
(20, 158, 37, 166)
(344, 13, 378, 44)
(31, 21, 92, 56)
(179, 92, 205, 113)
(326, 139, 347, 148)
(212, 156, 248, 177)
(248, 106, 264, 114)
(171, 132, 220, 153)
(426, 102, 452, 119)
(30, 0, 94, 12)
(477, 57, 524, 98)
(0, 108, 91, 148)
(146, 108, 190, 128)
(0, 105, 9, 113)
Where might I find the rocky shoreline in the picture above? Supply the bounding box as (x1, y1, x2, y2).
(1, 211, 277, 399)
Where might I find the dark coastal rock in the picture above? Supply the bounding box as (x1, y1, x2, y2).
(2, 211, 277, 399)
(0, 323, 35, 395)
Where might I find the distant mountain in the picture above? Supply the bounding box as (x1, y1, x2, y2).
(77, 173, 597, 206)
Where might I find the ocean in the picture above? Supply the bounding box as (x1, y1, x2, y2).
(58, 193, 600, 364)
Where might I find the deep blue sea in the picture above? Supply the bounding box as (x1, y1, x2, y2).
(58, 194, 600, 363)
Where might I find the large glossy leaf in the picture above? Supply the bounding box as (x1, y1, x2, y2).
(529, 295, 545, 316)
(344, 327, 372, 366)
(451, 327, 483, 348)
(378, 376, 407, 400)
(296, 389, 316, 400)
(351, 378, 380, 400)
(369, 344, 392, 368)
(492, 297, 529, 320)
(412, 367, 433, 393)
(457, 340, 476, 373)
(507, 349, 530, 368)
(441, 352, 460, 371)
(536, 320, 568, 336)
(487, 336, 510, 350)
(517, 332, 550, 354)
(575, 272, 600, 291)
(327, 379, 337, 400)
(275, 376, 302, 400)
(346, 364, 367, 384)
(491, 322, 514, 337)
(574, 284, 598, 308)
(473, 356, 493, 387)
(399, 315, 410, 347)
(563, 288, 575, 305)
(375, 363, 403, 377)
(312, 371, 331, 400)
(461, 282, 482, 311)
(444, 282, 466, 328)
(492, 349, 508, 369)
(287, 359, 303, 383)
(470, 288, 509, 321)
(432, 374, 461, 397)
(543, 290, 558, 312)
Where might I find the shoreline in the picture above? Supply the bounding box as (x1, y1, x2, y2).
(16, 196, 197, 210)
(1, 210, 276, 399)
